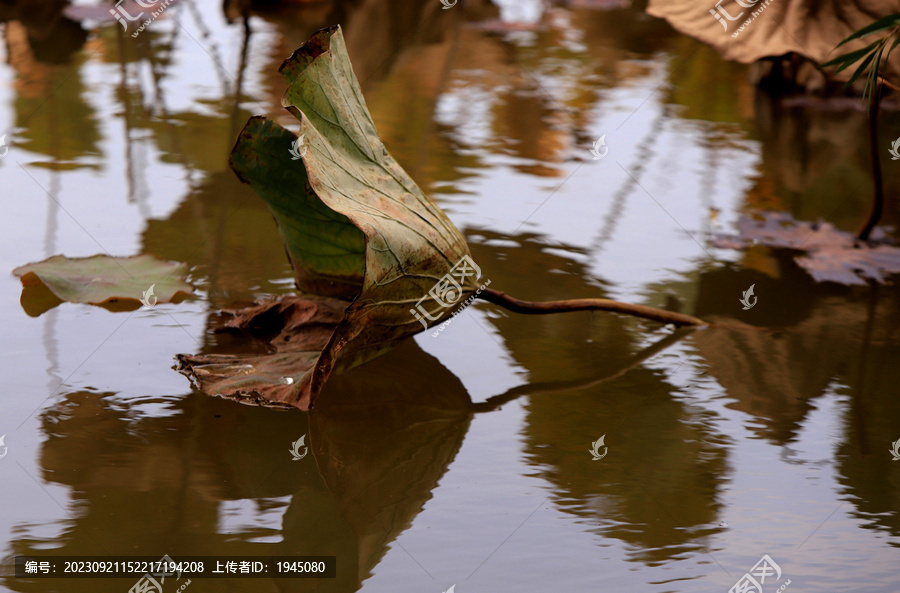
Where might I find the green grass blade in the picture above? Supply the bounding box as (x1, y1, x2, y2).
(836, 13, 900, 47)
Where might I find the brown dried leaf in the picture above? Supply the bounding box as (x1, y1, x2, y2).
(711, 210, 900, 285)
(176, 295, 348, 409)
(647, 0, 900, 80)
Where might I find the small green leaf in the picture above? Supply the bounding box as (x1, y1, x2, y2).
(820, 40, 880, 70)
(845, 50, 877, 86)
(864, 44, 886, 107)
(882, 31, 900, 69)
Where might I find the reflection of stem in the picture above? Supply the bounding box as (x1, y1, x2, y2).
(472, 328, 691, 413)
(184, 0, 231, 96)
(589, 110, 666, 256)
(138, 26, 195, 188)
(115, 23, 138, 205)
(44, 171, 61, 390)
(477, 287, 706, 326)
(229, 13, 251, 142)
(851, 283, 878, 454)
(699, 115, 719, 239)
(413, 11, 461, 181)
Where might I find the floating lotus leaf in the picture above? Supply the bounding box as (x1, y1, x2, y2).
(711, 210, 900, 285)
(12, 254, 193, 314)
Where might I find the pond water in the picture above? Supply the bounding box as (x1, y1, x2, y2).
(1, 1, 899, 592)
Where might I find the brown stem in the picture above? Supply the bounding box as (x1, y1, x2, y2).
(476, 288, 707, 327)
(876, 75, 900, 92)
(858, 82, 884, 242)
(471, 327, 692, 413)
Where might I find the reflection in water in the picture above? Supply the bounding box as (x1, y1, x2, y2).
(754, 91, 900, 232)
(0, 1, 87, 65)
(469, 236, 728, 561)
(7, 319, 722, 592)
(4, 25, 99, 165)
(5, 341, 471, 592)
(2, 0, 900, 591)
(689, 263, 900, 542)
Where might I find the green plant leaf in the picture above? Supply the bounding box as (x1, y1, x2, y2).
(12, 254, 193, 313)
(863, 43, 886, 107)
(890, 31, 900, 53)
(883, 32, 900, 71)
(820, 40, 880, 71)
(185, 26, 485, 410)
(845, 50, 878, 86)
(230, 117, 367, 299)
(835, 13, 900, 47)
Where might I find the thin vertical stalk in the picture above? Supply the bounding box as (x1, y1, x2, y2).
(857, 84, 884, 241)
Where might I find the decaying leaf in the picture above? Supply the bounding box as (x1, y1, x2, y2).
(179, 25, 485, 410)
(12, 254, 193, 313)
(711, 210, 900, 285)
(795, 245, 900, 285)
(646, 0, 900, 81)
(177, 295, 347, 408)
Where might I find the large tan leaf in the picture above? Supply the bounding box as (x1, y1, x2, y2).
(180, 26, 486, 410)
(647, 0, 900, 80)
